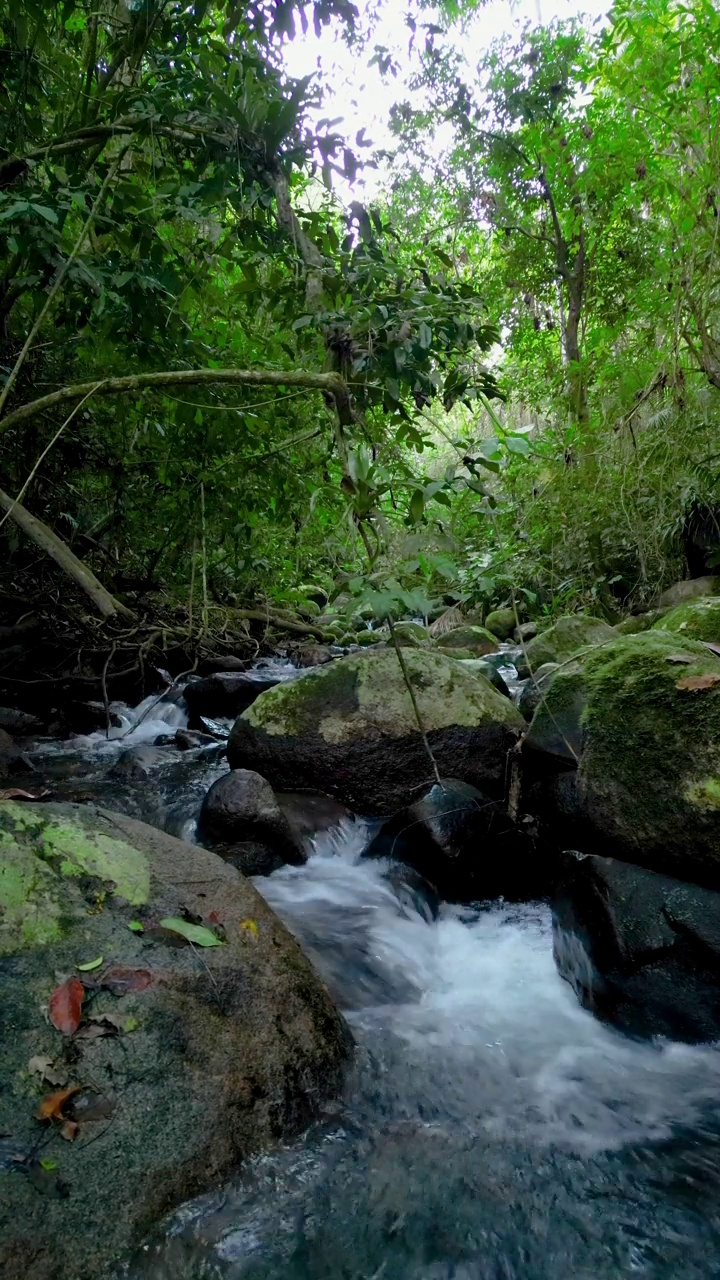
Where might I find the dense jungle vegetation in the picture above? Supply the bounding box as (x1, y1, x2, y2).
(1, 0, 719, 650)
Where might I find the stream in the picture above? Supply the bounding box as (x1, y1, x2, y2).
(25, 662, 720, 1279)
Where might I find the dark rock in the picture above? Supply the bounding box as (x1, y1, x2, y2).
(65, 700, 124, 735)
(0, 801, 350, 1280)
(514, 620, 538, 643)
(183, 671, 282, 726)
(517, 662, 560, 721)
(174, 728, 220, 750)
(294, 645, 336, 668)
(523, 662, 585, 764)
(109, 745, 168, 780)
(227, 649, 524, 816)
(0, 707, 43, 737)
(198, 655, 248, 674)
(553, 848, 720, 1042)
(276, 790, 353, 842)
(0, 727, 35, 776)
(199, 768, 306, 876)
(364, 778, 538, 902)
(456, 657, 511, 698)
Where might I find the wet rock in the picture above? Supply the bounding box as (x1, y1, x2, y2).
(0, 727, 35, 776)
(514, 620, 538, 643)
(276, 791, 352, 843)
(485, 608, 516, 641)
(433, 624, 498, 658)
(652, 595, 720, 645)
(198, 768, 306, 875)
(515, 614, 617, 678)
(174, 728, 220, 751)
(354, 629, 383, 646)
(293, 645, 336, 668)
(227, 649, 524, 816)
(65, 700, 123, 735)
(0, 801, 350, 1280)
(198, 654, 248, 674)
(109, 745, 168, 780)
(183, 671, 282, 726)
(0, 707, 43, 737)
(523, 631, 720, 883)
(553, 848, 720, 1041)
(456, 657, 511, 698)
(391, 621, 430, 646)
(517, 662, 560, 721)
(364, 778, 537, 902)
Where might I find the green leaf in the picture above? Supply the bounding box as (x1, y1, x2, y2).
(77, 955, 103, 971)
(505, 436, 531, 456)
(291, 314, 314, 330)
(408, 489, 425, 523)
(127, 921, 144, 933)
(418, 320, 432, 349)
(159, 917, 224, 947)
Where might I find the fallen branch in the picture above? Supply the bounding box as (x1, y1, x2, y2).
(0, 368, 352, 435)
(0, 487, 133, 621)
(235, 609, 334, 642)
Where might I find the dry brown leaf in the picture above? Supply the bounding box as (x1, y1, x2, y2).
(676, 672, 720, 692)
(36, 1085, 82, 1122)
(100, 966, 153, 996)
(0, 787, 51, 801)
(665, 654, 695, 664)
(48, 976, 84, 1035)
(28, 1055, 67, 1087)
(701, 641, 720, 658)
(60, 1120, 79, 1142)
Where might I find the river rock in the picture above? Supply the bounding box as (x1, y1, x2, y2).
(514, 620, 538, 643)
(0, 726, 35, 776)
(64, 700, 124, 735)
(0, 707, 44, 737)
(524, 631, 720, 883)
(276, 791, 352, 842)
(456, 657, 511, 698)
(652, 595, 720, 645)
(657, 576, 720, 610)
(227, 649, 524, 816)
(484, 608, 516, 641)
(293, 645, 336, 668)
(364, 778, 536, 901)
(109, 744, 168, 780)
(391, 621, 429, 646)
(553, 848, 720, 1041)
(183, 671, 283, 725)
(0, 801, 350, 1280)
(517, 662, 560, 721)
(198, 655, 248, 674)
(433, 624, 498, 657)
(614, 610, 661, 635)
(515, 615, 617, 678)
(198, 768, 306, 875)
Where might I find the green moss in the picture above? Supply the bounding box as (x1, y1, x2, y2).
(518, 614, 618, 676)
(0, 832, 68, 951)
(432, 625, 497, 656)
(392, 621, 429, 646)
(485, 608, 516, 640)
(41, 821, 149, 905)
(355, 629, 383, 646)
(686, 778, 720, 810)
(652, 596, 720, 645)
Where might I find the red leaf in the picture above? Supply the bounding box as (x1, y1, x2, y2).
(101, 966, 153, 996)
(49, 977, 84, 1035)
(208, 910, 223, 924)
(676, 672, 720, 692)
(36, 1085, 82, 1121)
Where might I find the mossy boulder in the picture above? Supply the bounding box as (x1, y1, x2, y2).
(484, 608, 516, 641)
(0, 802, 350, 1280)
(391, 621, 430, 646)
(227, 649, 524, 815)
(515, 614, 617, 678)
(432, 625, 498, 657)
(652, 596, 720, 645)
(525, 631, 720, 882)
(354, 629, 383, 646)
(657, 576, 720, 610)
(615, 611, 661, 635)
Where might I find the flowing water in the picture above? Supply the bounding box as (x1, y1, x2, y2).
(25, 667, 720, 1279)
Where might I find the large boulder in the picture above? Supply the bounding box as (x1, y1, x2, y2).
(652, 595, 720, 645)
(227, 649, 524, 816)
(364, 778, 539, 901)
(0, 801, 350, 1280)
(433, 624, 498, 658)
(183, 671, 283, 726)
(198, 768, 306, 876)
(515, 614, 617, 678)
(524, 631, 720, 883)
(456, 657, 510, 699)
(657, 575, 720, 610)
(553, 849, 720, 1041)
(517, 662, 560, 721)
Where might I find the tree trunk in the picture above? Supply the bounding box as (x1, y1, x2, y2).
(0, 488, 134, 620)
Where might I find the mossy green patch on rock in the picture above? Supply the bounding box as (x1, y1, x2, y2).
(528, 630, 720, 881)
(392, 620, 429, 646)
(484, 608, 516, 640)
(230, 648, 523, 813)
(431, 624, 498, 656)
(516, 614, 618, 677)
(652, 596, 720, 645)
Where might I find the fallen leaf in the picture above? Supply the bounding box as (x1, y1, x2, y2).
(701, 641, 720, 658)
(83, 1011, 136, 1035)
(208, 910, 223, 924)
(127, 920, 144, 933)
(239, 918, 258, 938)
(49, 977, 84, 1035)
(39, 1158, 57, 1171)
(28, 1055, 67, 1087)
(676, 672, 720, 692)
(100, 966, 153, 996)
(665, 653, 695, 664)
(74, 1022, 113, 1042)
(77, 956, 103, 972)
(159, 917, 224, 948)
(36, 1085, 82, 1122)
(0, 787, 51, 801)
(60, 1120, 79, 1142)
